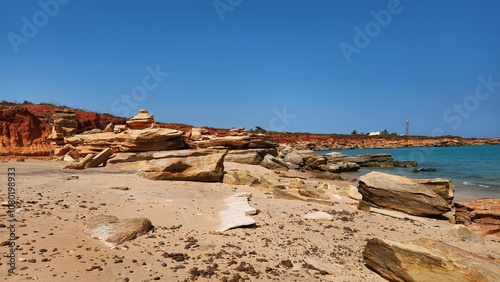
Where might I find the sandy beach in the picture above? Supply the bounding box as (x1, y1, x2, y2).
(1, 159, 499, 281)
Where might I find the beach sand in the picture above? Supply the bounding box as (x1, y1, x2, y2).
(1, 160, 499, 281)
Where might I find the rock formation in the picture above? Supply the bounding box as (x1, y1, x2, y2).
(217, 192, 257, 232)
(126, 109, 155, 129)
(454, 198, 500, 235)
(358, 171, 453, 217)
(363, 237, 500, 282)
(137, 149, 227, 182)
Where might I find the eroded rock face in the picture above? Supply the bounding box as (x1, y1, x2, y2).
(363, 237, 500, 282)
(83, 215, 153, 248)
(126, 109, 155, 129)
(0, 106, 52, 156)
(65, 128, 185, 153)
(358, 171, 452, 217)
(454, 198, 500, 235)
(137, 149, 227, 182)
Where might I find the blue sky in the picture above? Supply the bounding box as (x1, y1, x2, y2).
(1, 0, 499, 137)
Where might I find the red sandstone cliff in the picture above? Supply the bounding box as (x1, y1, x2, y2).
(0, 102, 499, 156)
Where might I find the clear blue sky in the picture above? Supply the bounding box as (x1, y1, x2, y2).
(1, 0, 499, 137)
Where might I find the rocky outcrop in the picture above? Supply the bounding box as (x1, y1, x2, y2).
(325, 153, 417, 168)
(187, 127, 277, 150)
(137, 149, 226, 182)
(363, 237, 500, 282)
(126, 109, 155, 129)
(358, 171, 453, 217)
(0, 105, 52, 156)
(225, 148, 277, 165)
(454, 198, 500, 235)
(448, 225, 485, 244)
(83, 215, 153, 248)
(65, 128, 185, 154)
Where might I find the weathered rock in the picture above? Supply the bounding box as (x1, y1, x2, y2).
(85, 147, 113, 168)
(454, 198, 500, 235)
(52, 109, 79, 137)
(223, 170, 261, 187)
(303, 212, 333, 221)
(137, 149, 226, 182)
(217, 192, 256, 232)
(319, 162, 360, 173)
(337, 185, 362, 201)
(363, 237, 500, 282)
(283, 150, 304, 165)
(103, 122, 114, 132)
(225, 148, 277, 165)
(261, 154, 288, 171)
(448, 224, 485, 244)
(303, 155, 327, 170)
(83, 215, 153, 248)
(65, 128, 185, 153)
(358, 171, 452, 217)
(260, 173, 286, 190)
(126, 109, 155, 129)
(273, 188, 304, 201)
(415, 178, 455, 204)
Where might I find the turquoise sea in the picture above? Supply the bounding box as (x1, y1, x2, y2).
(316, 145, 500, 201)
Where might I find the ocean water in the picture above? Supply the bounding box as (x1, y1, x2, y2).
(316, 145, 500, 201)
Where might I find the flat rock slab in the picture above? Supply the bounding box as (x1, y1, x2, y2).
(83, 215, 153, 248)
(363, 237, 500, 282)
(217, 192, 256, 232)
(358, 171, 452, 217)
(137, 150, 226, 182)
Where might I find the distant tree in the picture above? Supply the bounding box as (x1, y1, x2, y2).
(254, 126, 267, 133)
(390, 132, 398, 136)
(351, 129, 357, 135)
(380, 129, 389, 136)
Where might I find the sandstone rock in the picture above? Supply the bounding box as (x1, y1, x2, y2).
(137, 150, 226, 182)
(260, 173, 286, 190)
(283, 150, 304, 165)
(454, 198, 500, 235)
(196, 135, 251, 149)
(66, 128, 185, 153)
(448, 224, 485, 244)
(338, 185, 362, 201)
(103, 123, 114, 132)
(261, 154, 288, 171)
(363, 237, 500, 282)
(303, 155, 327, 170)
(303, 211, 333, 221)
(63, 154, 75, 162)
(416, 178, 455, 204)
(217, 192, 256, 232)
(85, 147, 113, 168)
(319, 162, 360, 173)
(273, 188, 304, 201)
(358, 171, 452, 217)
(126, 109, 155, 129)
(223, 170, 261, 187)
(83, 215, 153, 248)
(225, 148, 277, 165)
(52, 109, 79, 137)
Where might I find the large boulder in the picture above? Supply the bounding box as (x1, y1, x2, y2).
(363, 237, 500, 282)
(454, 198, 500, 235)
(358, 171, 452, 217)
(83, 215, 153, 248)
(223, 170, 261, 187)
(225, 148, 277, 165)
(137, 149, 227, 182)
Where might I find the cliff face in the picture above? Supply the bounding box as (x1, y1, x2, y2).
(0, 104, 126, 156)
(269, 133, 500, 150)
(0, 103, 498, 156)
